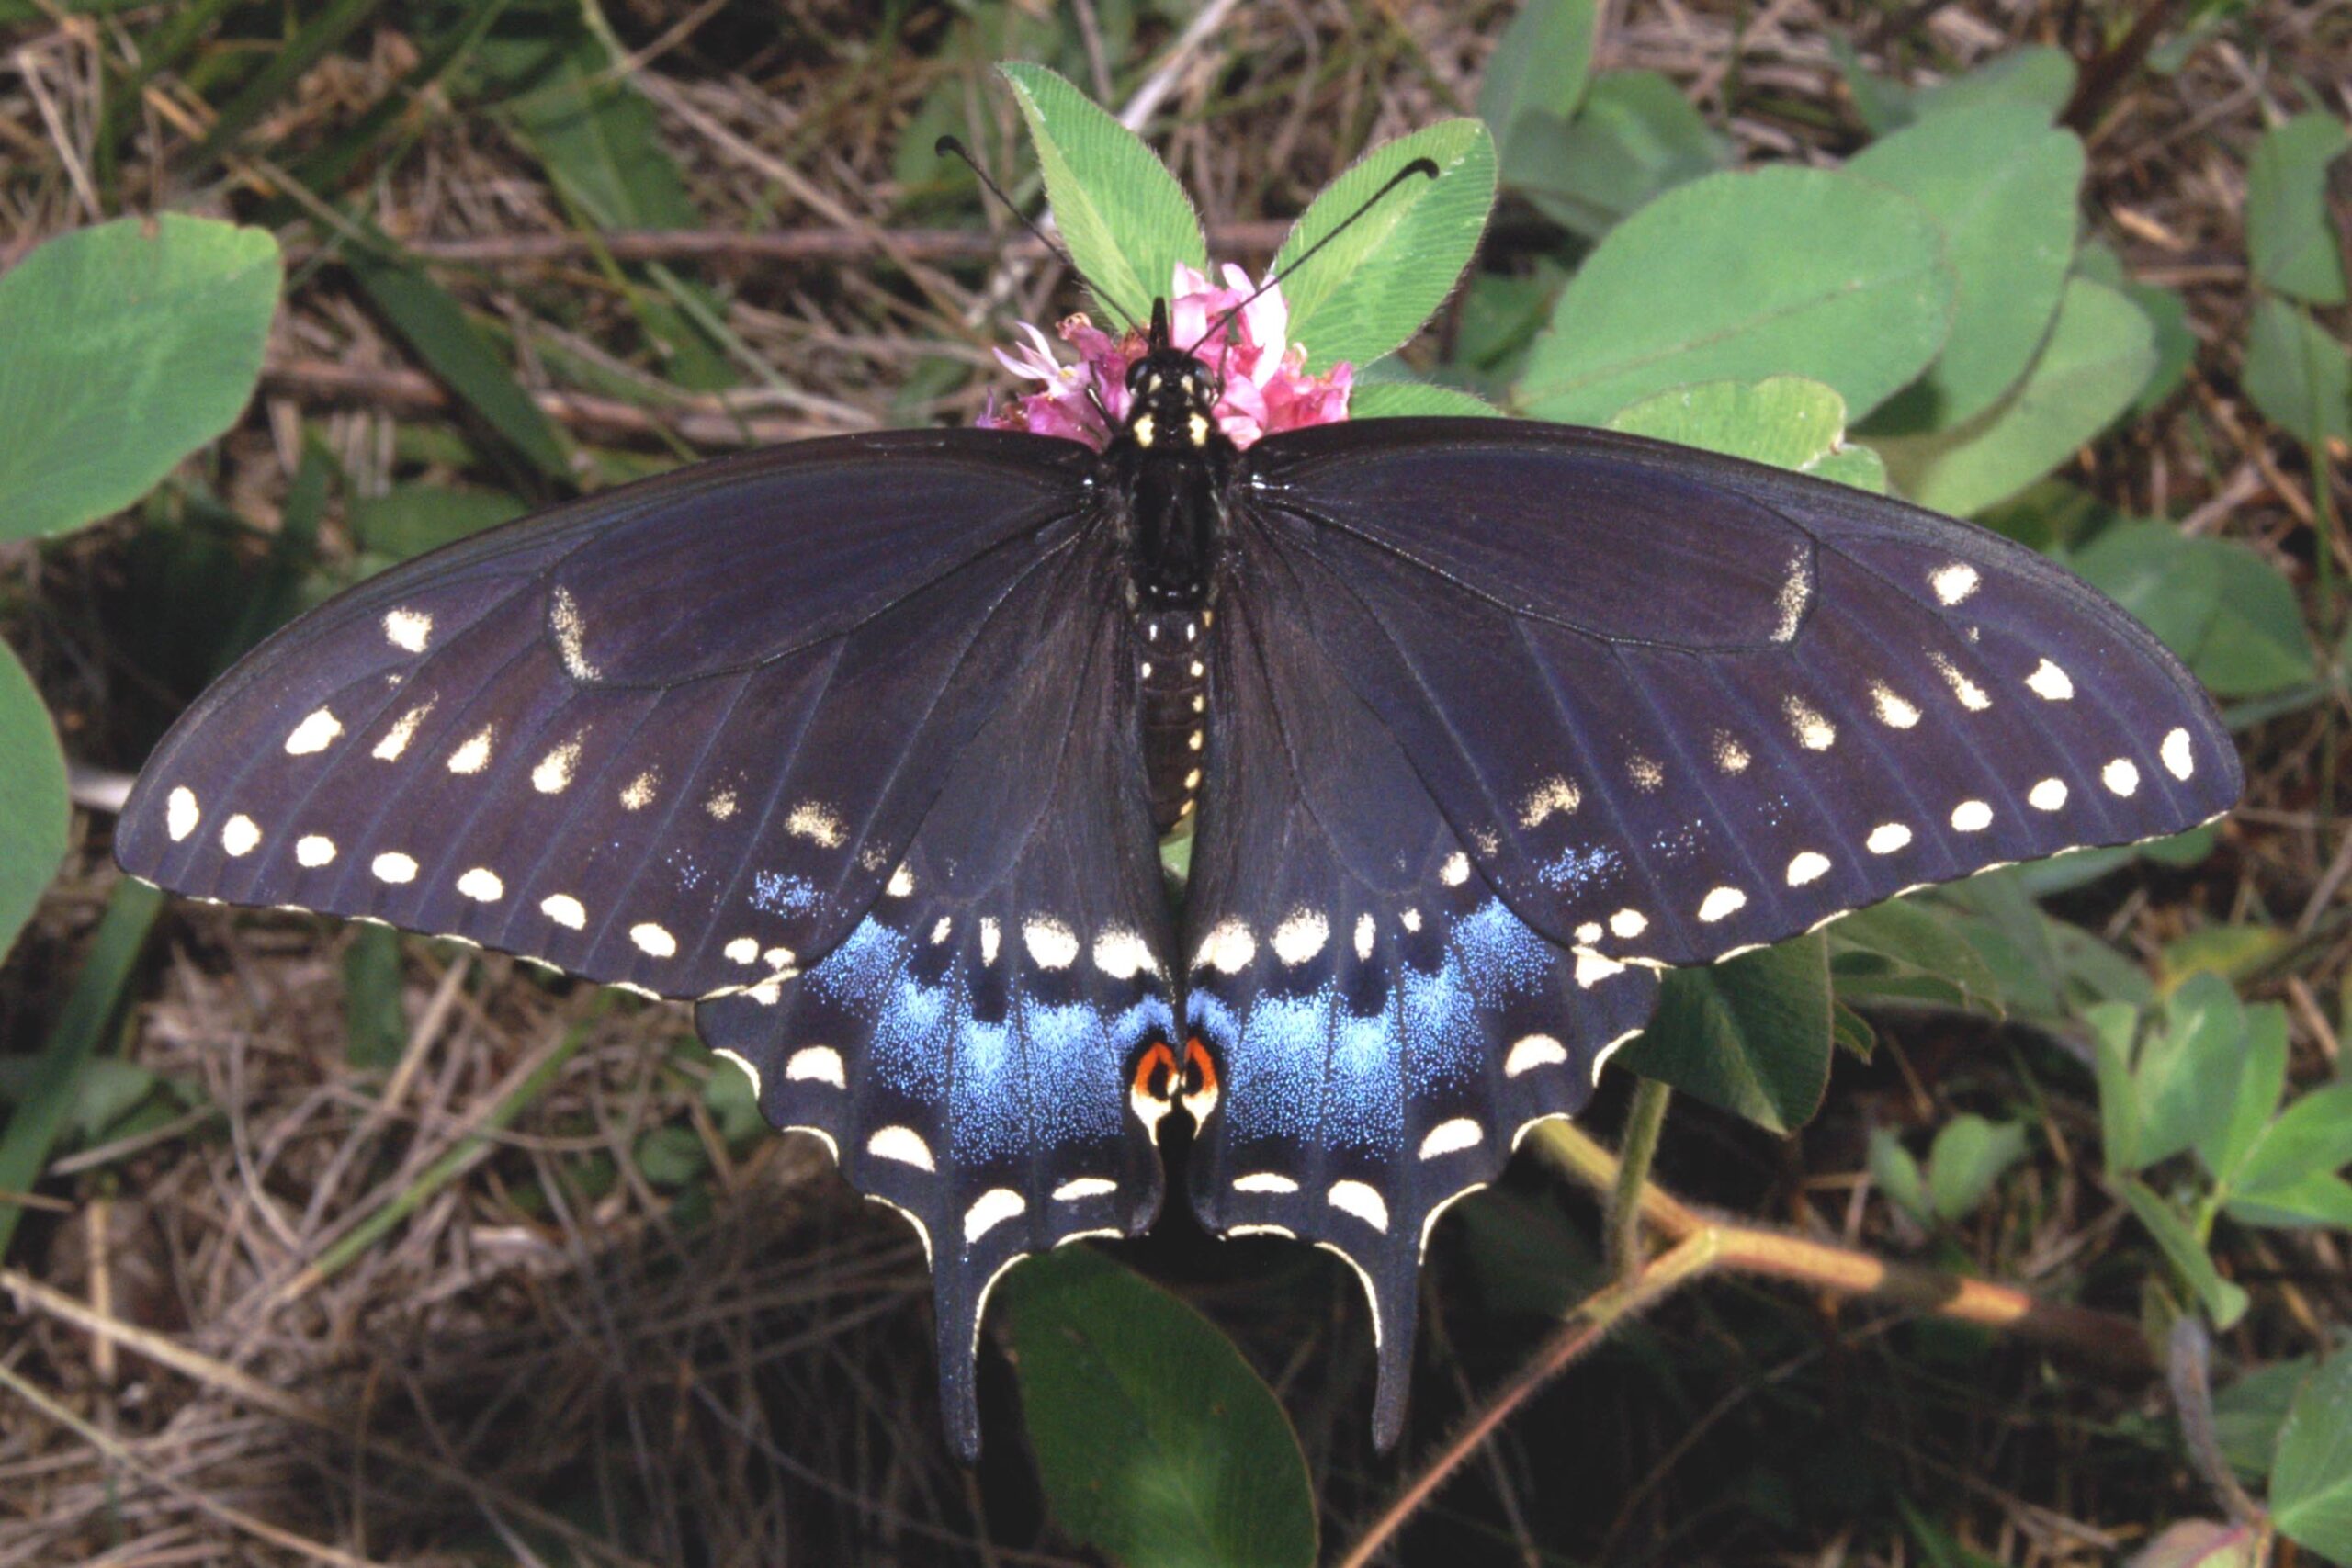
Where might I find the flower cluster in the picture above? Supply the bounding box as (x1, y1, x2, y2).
(978, 263, 1353, 449)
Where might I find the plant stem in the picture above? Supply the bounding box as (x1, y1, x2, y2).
(1608, 1077, 1673, 1279)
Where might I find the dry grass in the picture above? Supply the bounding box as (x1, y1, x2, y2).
(2, 0, 2346, 1562)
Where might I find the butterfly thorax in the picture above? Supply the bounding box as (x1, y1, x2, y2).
(1102, 321, 1236, 612)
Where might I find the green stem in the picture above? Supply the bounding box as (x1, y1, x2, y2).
(1608, 1077, 1673, 1279)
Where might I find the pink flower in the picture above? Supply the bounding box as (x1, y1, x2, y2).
(978, 263, 1352, 449)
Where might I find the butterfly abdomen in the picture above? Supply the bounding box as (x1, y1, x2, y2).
(1136, 607, 1210, 833)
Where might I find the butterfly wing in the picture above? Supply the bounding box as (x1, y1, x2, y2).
(697, 524, 1176, 1459)
(118, 430, 1098, 1003)
(1242, 418, 2240, 967)
(1182, 541, 1658, 1450)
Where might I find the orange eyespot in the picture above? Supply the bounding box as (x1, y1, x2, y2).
(1131, 1040, 1180, 1104)
(1181, 1038, 1217, 1098)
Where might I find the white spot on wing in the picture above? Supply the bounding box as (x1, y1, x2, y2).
(2026, 659, 2074, 701)
(373, 700, 435, 761)
(867, 1125, 934, 1171)
(372, 852, 418, 884)
(1610, 908, 1648, 940)
(457, 866, 503, 901)
(1023, 916, 1079, 970)
(1931, 652, 1992, 711)
(2162, 728, 2194, 781)
(1272, 910, 1329, 965)
(1328, 1179, 1389, 1233)
(1929, 563, 1980, 605)
(1628, 754, 1664, 791)
(1772, 550, 1812, 641)
(1951, 800, 1993, 832)
(549, 586, 597, 681)
(1870, 684, 1920, 728)
(786, 1046, 844, 1087)
(1867, 822, 1913, 854)
(1786, 851, 1831, 886)
(220, 815, 261, 857)
(630, 922, 677, 958)
(1575, 949, 1626, 987)
(1234, 1172, 1300, 1194)
(1354, 913, 1375, 961)
(1505, 1033, 1567, 1077)
(533, 735, 582, 794)
(978, 918, 1001, 966)
(725, 936, 759, 965)
(541, 893, 585, 929)
(2103, 758, 2140, 796)
(1785, 695, 1836, 750)
(1054, 1177, 1118, 1202)
(1419, 1118, 1483, 1159)
(447, 725, 494, 775)
(887, 864, 915, 898)
(1697, 886, 1747, 923)
(620, 770, 659, 810)
(1440, 852, 1471, 886)
(284, 707, 344, 756)
(965, 1188, 1025, 1243)
(1520, 776, 1581, 828)
(166, 786, 199, 842)
(383, 608, 433, 653)
(295, 834, 336, 867)
(705, 786, 738, 820)
(2030, 777, 2068, 810)
(1713, 732, 1750, 773)
(1196, 918, 1256, 975)
(786, 801, 844, 847)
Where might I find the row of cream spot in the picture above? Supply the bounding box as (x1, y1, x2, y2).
(763, 1044, 1120, 1246)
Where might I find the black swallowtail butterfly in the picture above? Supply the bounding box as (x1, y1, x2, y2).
(119, 213, 2239, 1460)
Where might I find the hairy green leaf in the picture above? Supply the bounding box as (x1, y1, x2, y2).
(1272, 121, 1496, 373)
(999, 62, 1205, 328)
(0, 216, 280, 540)
(1521, 167, 1952, 425)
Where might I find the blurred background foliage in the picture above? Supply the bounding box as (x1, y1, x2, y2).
(0, 1, 2346, 1563)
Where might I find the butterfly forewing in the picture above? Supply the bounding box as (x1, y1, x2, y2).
(118, 433, 1095, 1001)
(699, 525, 1175, 1459)
(1182, 540, 1658, 1449)
(1245, 419, 2240, 970)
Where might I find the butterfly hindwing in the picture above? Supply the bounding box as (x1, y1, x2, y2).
(1183, 542, 1659, 1449)
(699, 526, 1176, 1459)
(118, 432, 1096, 1002)
(1246, 419, 2240, 969)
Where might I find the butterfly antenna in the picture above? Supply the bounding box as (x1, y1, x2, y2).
(938, 135, 1141, 335)
(1184, 156, 1442, 357)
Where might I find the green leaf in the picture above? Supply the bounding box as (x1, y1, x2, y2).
(1003, 1247, 1316, 1568)
(2120, 1179, 2249, 1327)
(1826, 898, 2006, 1018)
(501, 30, 700, 231)
(0, 215, 280, 540)
(345, 248, 574, 481)
(2158, 925, 2289, 993)
(1909, 46, 2077, 128)
(349, 486, 528, 560)
(343, 927, 408, 1071)
(1500, 71, 1729, 240)
(2214, 1354, 2315, 1480)
(1520, 167, 1953, 425)
(2196, 999, 2287, 1189)
(1618, 933, 1832, 1134)
(2273, 1346, 2352, 1560)
(2070, 521, 2314, 697)
(1478, 0, 1598, 149)
(999, 62, 1206, 328)
(1877, 277, 2153, 514)
(1869, 1126, 1932, 1224)
(0, 643, 69, 960)
(2226, 1172, 2352, 1230)
(2233, 1080, 2352, 1197)
(0, 880, 161, 1260)
(1925, 1114, 2029, 1221)
(2122, 279, 2198, 415)
(1851, 106, 2085, 430)
(1807, 444, 1890, 493)
(1606, 376, 1853, 472)
(2135, 974, 2253, 1171)
(2242, 296, 2352, 446)
(2245, 112, 2350, 306)
(2089, 1002, 2143, 1177)
(1350, 379, 1505, 420)
(1272, 121, 1497, 373)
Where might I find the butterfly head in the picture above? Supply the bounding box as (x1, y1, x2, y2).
(1119, 298, 1223, 454)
